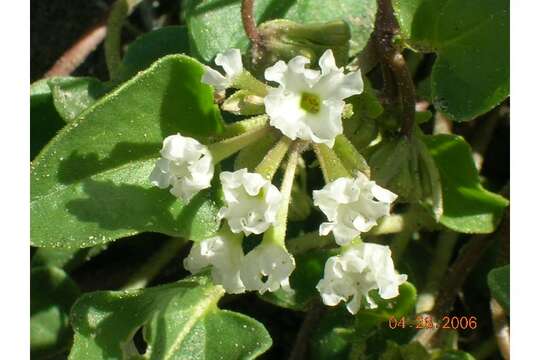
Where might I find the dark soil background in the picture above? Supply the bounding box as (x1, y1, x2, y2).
(30, 0, 114, 81)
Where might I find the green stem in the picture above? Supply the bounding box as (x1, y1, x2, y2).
(416, 231, 459, 313)
(312, 143, 351, 183)
(255, 136, 292, 180)
(105, 0, 142, 80)
(209, 125, 270, 163)
(263, 141, 303, 247)
(121, 237, 186, 291)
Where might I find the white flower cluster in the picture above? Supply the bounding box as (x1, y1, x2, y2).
(184, 229, 295, 294)
(313, 173, 406, 314)
(149, 48, 406, 311)
(149, 134, 214, 203)
(313, 172, 398, 246)
(218, 169, 282, 236)
(317, 242, 407, 314)
(264, 50, 363, 147)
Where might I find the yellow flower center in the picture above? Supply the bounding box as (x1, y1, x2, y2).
(300, 92, 321, 114)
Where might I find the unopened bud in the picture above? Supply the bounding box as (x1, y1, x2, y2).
(256, 19, 351, 71)
(222, 90, 265, 115)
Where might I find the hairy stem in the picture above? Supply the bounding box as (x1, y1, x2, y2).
(45, 18, 107, 77)
(375, 0, 416, 137)
(312, 143, 351, 183)
(121, 237, 187, 290)
(209, 125, 270, 163)
(255, 136, 292, 180)
(263, 141, 305, 247)
(241, 0, 262, 61)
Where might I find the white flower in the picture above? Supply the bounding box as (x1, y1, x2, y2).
(201, 49, 243, 91)
(316, 242, 407, 314)
(263, 49, 363, 147)
(149, 134, 214, 202)
(313, 172, 397, 245)
(184, 231, 245, 294)
(218, 169, 282, 236)
(240, 242, 295, 294)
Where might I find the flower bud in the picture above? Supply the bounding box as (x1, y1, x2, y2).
(221, 90, 265, 115)
(256, 19, 351, 72)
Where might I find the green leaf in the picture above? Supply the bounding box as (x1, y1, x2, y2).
(380, 341, 430, 360)
(69, 276, 272, 359)
(310, 308, 356, 360)
(393, 0, 509, 121)
(434, 351, 475, 360)
(118, 26, 190, 81)
(487, 264, 509, 313)
(31, 266, 80, 359)
(355, 282, 417, 330)
(184, 0, 377, 62)
(31, 55, 225, 249)
(49, 77, 109, 122)
(424, 134, 508, 233)
(30, 79, 66, 159)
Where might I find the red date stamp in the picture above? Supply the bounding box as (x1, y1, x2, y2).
(388, 315, 478, 330)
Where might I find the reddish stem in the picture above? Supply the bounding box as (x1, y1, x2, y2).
(44, 18, 107, 77)
(374, 0, 416, 138)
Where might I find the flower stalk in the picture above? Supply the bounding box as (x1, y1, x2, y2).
(105, 0, 143, 80)
(262, 141, 303, 247)
(255, 136, 292, 180)
(312, 143, 350, 183)
(209, 125, 270, 163)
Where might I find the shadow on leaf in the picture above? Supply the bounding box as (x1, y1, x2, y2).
(65, 179, 222, 240)
(57, 142, 160, 185)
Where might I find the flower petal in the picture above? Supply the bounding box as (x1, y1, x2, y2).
(215, 48, 243, 78)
